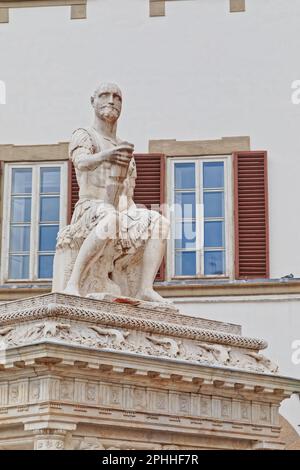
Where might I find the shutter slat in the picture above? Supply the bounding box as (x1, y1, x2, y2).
(134, 154, 164, 207)
(233, 151, 269, 279)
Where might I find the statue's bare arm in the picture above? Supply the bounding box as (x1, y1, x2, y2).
(72, 143, 134, 172)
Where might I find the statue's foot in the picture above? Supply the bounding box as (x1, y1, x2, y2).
(63, 284, 81, 296)
(136, 288, 172, 304)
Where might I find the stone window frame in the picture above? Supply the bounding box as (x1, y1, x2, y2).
(0, 0, 87, 23)
(149, 136, 250, 281)
(1, 159, 68, 284)
(149, 0, 246, 17)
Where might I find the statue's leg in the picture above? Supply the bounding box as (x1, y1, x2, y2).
(64, 212, 118, 296)
(136, 215, 171, 303)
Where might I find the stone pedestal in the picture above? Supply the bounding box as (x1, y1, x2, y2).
(0, 293, 299, 450)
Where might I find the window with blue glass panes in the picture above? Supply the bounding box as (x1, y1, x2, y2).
(7, 165, 63, 280)
(174, 160, 226, 276)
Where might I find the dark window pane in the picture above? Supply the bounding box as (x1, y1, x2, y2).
(40, 167, 60, 193)
(203, 162, 224, 188)
(9, 255, 29, 279)
(38, 255, 54, 278)
(204, 192, 224, 218)
(11, 197, 32, 223)
(39, 225, 59, 251)
(204, 221, 224, 247)
(12, 168, 32, 194)
(175, 222, 196, 249)
(175, 251, 196, 276)
(175, 163, 195, 189)
(40, 197, 60, 222)
(175, 192, 196, 219)
(10, 226, 30, 252)
(204, 251, 225, 275)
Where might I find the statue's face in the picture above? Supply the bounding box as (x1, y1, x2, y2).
(92, 84, 122, 123)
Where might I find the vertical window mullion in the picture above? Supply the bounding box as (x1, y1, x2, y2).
(224, 158, 228, 277)
(195, 159, 202, 276)
(203, 161, 226, 276)
(198, 159, 204, 276)
(30, 166, 39, 280)
(171, 160, 176, 278)
(60, 163, 67, 228)
(4, 166, 12, 281)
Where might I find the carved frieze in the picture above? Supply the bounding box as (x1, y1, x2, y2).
(0, 318, 278, 374)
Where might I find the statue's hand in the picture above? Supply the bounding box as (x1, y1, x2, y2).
(104, 144, 134, 167)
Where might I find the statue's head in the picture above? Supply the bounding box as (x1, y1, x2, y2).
(91, 83, 122, 123)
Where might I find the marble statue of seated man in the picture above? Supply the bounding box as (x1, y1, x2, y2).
(52, 83, 170, 304)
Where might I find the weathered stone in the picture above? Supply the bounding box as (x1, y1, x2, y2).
(52, 83, 170, 305)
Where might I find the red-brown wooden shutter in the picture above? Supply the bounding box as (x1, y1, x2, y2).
(134, 153, 166, 281)
(233, 151, 269, 279)
(67, 160, 79, 223)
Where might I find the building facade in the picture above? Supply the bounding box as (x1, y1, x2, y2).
(0, 0, 300, 439)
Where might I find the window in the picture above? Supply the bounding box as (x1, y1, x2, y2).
(2, 163, 68, 281)
(169, 157, 232, 278)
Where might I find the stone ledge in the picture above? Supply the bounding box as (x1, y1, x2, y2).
(0, 0, 87, 23)
(230, 0, 246, 13)
(149, 0, 165, 17)
(0, 293, 241, 335)
(149, 1, 247, 18)
(0, 293, 282, 378)
(149, 136, 250, 156)
(0, 142, 68, 161)
(0, 292, 240, 333)
(1, 279, 300, 301)
(0, 293, 267, 353)
(156, 279, 300, 298)
(0, 342, 297, 393)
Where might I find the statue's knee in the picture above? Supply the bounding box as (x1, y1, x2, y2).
(96, 211, 118, 239)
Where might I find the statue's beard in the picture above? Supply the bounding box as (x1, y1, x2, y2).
(99, 106, 120, 122)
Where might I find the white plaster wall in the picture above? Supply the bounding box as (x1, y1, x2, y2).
(1, 0, 299, 278)
(0, 0, 300, 435)
(173, 295, 300, 433)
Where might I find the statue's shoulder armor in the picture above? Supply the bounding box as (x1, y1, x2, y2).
(69, 127, 98, 158)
